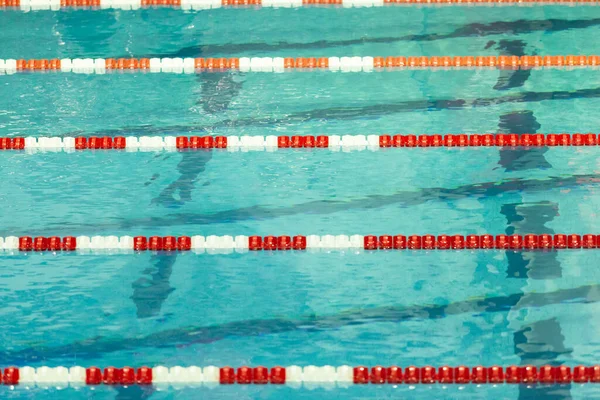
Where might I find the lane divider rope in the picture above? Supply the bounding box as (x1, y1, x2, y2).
(1, 365, 600, 387)
(4, 234, 599, 253)
(1, 55, 600, 74)
(2, 0, 600, 11)
(0, 133, 599, 152)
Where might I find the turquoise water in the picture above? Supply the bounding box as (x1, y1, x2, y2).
(3, 5, 600, 399)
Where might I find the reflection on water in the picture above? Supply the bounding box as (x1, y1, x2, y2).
(492, 39, 531, 91)
(493, 49, 571, 397)
(128, 70, 243, 326)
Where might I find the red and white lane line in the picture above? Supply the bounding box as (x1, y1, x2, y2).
(2, 0, 600, 11)
(0, 133, 599, 152)
(1, 365, 600, 387)
(4, 234, 600, 254)
(1, 55, 599, 74)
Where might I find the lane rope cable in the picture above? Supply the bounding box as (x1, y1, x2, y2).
(1, 55, 600, 74)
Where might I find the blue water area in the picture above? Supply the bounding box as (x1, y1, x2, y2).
(3, 4, 600, 399)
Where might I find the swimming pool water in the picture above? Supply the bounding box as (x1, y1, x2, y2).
(3, 5, 600, 399)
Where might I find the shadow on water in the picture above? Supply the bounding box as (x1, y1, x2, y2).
(44, 15, 594, 400)
(491, 39, 531, 91)
(492, 37, 572, 396)
(7, 173, 600, 237)
(128, 72, 242, 322)
(151, 151, 213, 208)
(503, 202, 561, 279)
(196, 72, 244, 115)
(118, 70, 243, 400)
(131, 254, 177, 318)
(0, 74, 592, 390)
(65, 84, 600, 138)
(150, 72, 241, 209)
(498, 111, 550, 171)
(2, 282, 600, 364)
(141, 18, 600, 58)
(514, 319, 572, 366)
(514, 318, 573, 399)
(2, 63, 594, 368)
(503, 202, 572, 399)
